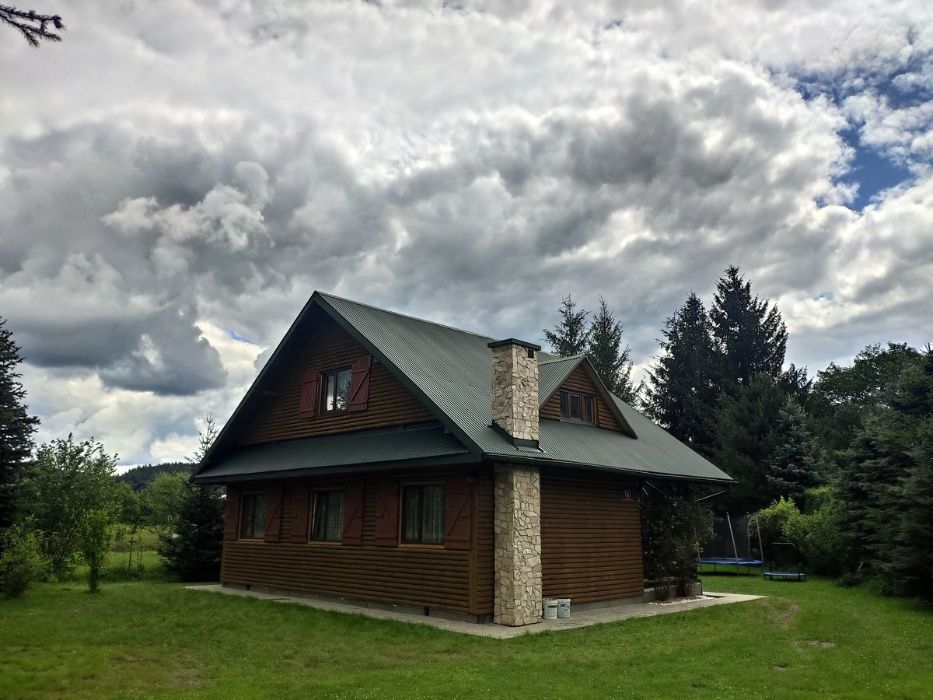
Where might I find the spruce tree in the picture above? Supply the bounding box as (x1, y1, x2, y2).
(889, 350, 933, 599)
(158, 415, 224, 581)
(709, 265, 787, 390)
(543, 295, 589, 357)
(712, 373, 787, 514)
(766, 397, 820, 504)
(645, 293, 718, 455)
(586, 297, 637, 403)
(0, 318, 39, 532)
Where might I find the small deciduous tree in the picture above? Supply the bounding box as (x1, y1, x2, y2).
(20, 435, 119, 579)
(79, 509, 111, 593)
(0, 523, 45, 597)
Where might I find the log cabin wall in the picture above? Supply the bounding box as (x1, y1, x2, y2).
(221, 465, 496, 617)
(540, 470, 644, 603)
(539, 365, 623, 431)
(240, 317, 435, 445)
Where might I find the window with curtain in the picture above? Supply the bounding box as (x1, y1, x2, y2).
(321, 367, 353, 412)
(239, 493, 267, 539)
(311, 490, 344, 542)
(401, 484, 444, 544)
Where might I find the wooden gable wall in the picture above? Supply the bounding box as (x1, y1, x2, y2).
(240, 317, 435, 445)
(539, 365, 623, 431)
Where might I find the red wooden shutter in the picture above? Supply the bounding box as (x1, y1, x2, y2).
(264, 486, 284, 543)
(342, 481, 365, 545)
(374, 480, 399, 546)
(347, 355, 373, 412)
(290, 483, 311, 543)
(299, 370, 320, 417)
(223, 486, 241, 541)
(444, 474, 473, 550)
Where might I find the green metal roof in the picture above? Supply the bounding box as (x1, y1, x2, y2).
(195, 291, 733, 484)
(195, 423, 470, 482)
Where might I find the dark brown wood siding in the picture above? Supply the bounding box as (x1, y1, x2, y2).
(221, 465, 492, 615)
(541, 470, 643, 603)
(540, 365, 622, 430)
(240, 318, 435, 445)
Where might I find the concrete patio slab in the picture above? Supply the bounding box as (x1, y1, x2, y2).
(185, 584, 763, 639)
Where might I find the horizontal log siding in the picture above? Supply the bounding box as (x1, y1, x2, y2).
(541, 471, 643, 603)
(539, 365, 622, 431)
(473, 468, 495, 615)
(240, 319, 434, 445)
(221, 467, 484, 615)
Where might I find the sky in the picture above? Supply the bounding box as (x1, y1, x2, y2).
(1, 0, 931, 468)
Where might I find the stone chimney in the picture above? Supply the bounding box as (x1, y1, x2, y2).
(487, 338, 541, 444)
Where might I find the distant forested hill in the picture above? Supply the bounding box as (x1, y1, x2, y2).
(119, 462, 193, 491)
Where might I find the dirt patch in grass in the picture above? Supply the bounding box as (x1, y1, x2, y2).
(807, 639, 836, 648)
(775, 602, 800, 628)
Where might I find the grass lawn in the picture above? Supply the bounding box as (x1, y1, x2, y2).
(0, 574, 930, 699)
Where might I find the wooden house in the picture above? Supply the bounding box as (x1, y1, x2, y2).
(192, 292, 732, 626)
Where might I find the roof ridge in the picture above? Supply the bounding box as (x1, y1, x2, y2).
(318, 291, 499, 342)
(539, 353, 586, 365)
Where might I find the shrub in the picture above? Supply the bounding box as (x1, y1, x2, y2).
(0, 525, 46, 597)
(641, 485, 712, 599)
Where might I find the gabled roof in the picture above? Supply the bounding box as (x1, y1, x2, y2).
(195, 291, 733, 484)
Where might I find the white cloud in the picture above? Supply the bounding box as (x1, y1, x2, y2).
(0, 0, 930, 464)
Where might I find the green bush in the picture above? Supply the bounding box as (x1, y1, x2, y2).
(749, 488, 846, 576)
(0, 525, 46, 597)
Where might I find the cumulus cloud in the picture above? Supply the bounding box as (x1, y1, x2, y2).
(0, 0, 930, 465)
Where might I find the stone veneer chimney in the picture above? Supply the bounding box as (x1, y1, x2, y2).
(487, 338, 541, 444)
(488, 338, 543, 626)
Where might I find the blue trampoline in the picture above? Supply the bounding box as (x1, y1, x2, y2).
(700, 557, 763, 574)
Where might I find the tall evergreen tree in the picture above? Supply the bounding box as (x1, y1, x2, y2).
(586, 297, 637, 403)
(543, 295, 589, 357)
(0, 318, 39, 532)
(645, 293, 718, 455)
(766, 397, 820, 504)
(709, 265, 787, 390)
(712, 373, 787, 514)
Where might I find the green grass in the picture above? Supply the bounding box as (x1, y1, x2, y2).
(0, 575, 930, 699)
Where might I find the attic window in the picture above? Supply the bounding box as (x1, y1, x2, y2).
(559, 390, 594, 424)
(321, 367, 352, 412)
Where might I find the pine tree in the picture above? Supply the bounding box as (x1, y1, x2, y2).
(766, 397, 820, 504)
(645, 293, 718, 455)
(709, 265, 787, 390)
(712, 373, 787, 514)
(586, 297, 637, 403)
(158, 415, 224, 582)
(889, 350, 933, 599)
(0, 318, 39, 533)
(543, 295, 589, 357)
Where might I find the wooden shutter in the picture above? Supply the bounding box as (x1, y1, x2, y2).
(223, 486, 241, 541)
(347, 355, 373, 412)
(374, 480, 399, 546)
(444, 474, 473, 550)
(299, 370, 320, 417)
(289, 483, 311, 543)
(342, 481, 365, 545)
(264, 486, 284, 543)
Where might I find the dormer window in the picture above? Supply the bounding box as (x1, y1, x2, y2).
(559, 390, 594, 424)
(322, 367, 352, 412)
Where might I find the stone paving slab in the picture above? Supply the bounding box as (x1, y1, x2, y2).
(186, 584, 762, 639)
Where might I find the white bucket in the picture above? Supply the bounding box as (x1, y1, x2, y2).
(557, 598, 571, 619)
(543, 599, 559, 620)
